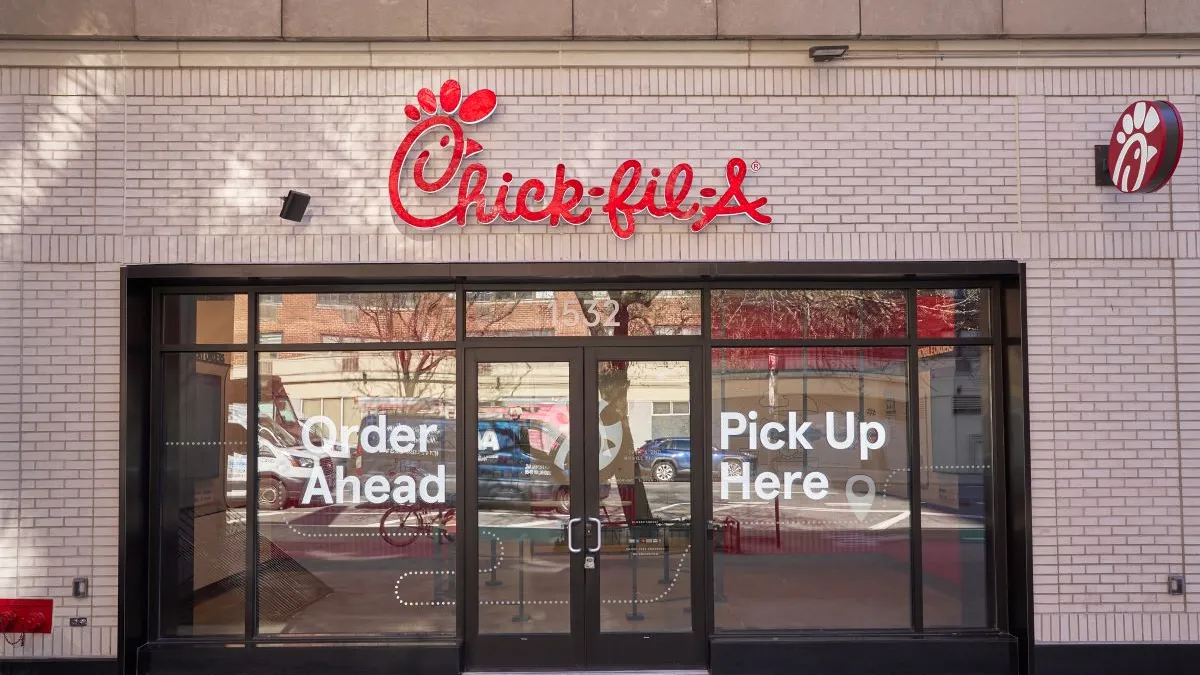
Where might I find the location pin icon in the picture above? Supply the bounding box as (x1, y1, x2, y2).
(845, 475, 876, 522)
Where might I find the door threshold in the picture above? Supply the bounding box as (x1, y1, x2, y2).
(460, 667, 705, 672)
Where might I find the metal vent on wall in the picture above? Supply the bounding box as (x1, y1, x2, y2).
(953, 395, 982, 413)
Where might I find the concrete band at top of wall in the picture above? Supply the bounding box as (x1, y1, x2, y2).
(1, 0, 1200, 40)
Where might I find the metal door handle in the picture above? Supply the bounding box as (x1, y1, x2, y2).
(587, 517, 602, 553)
(567, 517, 582, 553)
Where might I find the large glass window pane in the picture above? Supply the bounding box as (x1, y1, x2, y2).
(466, 289, 701, 337)
(163, 294, 248, 344)
(159, 352, 248, 636)
(711, 289, 907, 340)
(258, 292, 456, 344)
(711, 347, 911, 629)
(599, 360, 693, 633)
(476, 361, 572, 634)
(255, 350, 456, 635)
(917, 289, 991, 339)
(919, 346, 993, 627)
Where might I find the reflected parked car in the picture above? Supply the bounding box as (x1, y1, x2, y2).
(352, 414, 606, 512)
(635, 437, 756, 482)
(225, 404, 331, 510)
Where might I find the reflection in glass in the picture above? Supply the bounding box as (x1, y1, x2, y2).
(919, 347, 993, 627)
(254, 350, 457, 635)
(163, 295, 248, 344)
(598, 360, 693, 632)
(917, 289, 991, 338)
(711, 289, 907, 340)
(466, 290, 701, 337)
(476, 362, 573, 634)
(711, 347, 911, 630)
(159, 352, 247, 636)
(258, 292, 456, 344)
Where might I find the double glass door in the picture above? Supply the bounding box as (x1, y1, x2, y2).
(464, 347, 706, 669)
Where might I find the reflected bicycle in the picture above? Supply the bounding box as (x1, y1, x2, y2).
(380, 501, 456, 548)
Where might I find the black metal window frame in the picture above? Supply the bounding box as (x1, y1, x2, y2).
(120, 260, 1032, 675)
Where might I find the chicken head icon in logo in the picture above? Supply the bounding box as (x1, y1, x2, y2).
(1107, 100, 1184, 194)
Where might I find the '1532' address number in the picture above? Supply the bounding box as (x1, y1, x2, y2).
(550, 297, 620, 328)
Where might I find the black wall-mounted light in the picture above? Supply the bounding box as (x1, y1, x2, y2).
(809, 45, 849, 63)
(279, 190, 310, 222)
(1094, 144, 1113, 187)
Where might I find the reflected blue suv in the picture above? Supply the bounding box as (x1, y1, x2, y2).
(635, 437, 755, 482)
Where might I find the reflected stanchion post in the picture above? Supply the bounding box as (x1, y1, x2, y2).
(433, 526, 444, 603)
(775, 496, 782, 549)
(659, 524, 671, 585)
(486, 536, 502, 587)
(512, 536, 531, 623)
(626, 534, 644, 621)
(714, 525, 727, 603)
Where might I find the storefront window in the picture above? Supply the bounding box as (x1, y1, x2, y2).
(918, 346, 993, 627)
(148, 277, 1019, 647)
(258, 292, 456, 344)
(711, 347, 912, 629)
(466, 289, 701, 337)
(255, 349, 456, 636)
(917, 289, 991, 338)
(163, 294, 248, 344)
(711, 289, 907, 339)
(159, 352, 248, 637)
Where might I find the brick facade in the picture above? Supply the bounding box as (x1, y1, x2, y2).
(3, 59, 1200, 658)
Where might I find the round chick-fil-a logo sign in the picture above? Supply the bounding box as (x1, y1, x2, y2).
(1107, 100, 1184, 194)
(388, 80, 770, 239)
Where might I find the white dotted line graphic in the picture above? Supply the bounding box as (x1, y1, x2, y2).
(475, 545, 693, 607)
(480, 599, 568, 606)
(729, 519, 882, 527)
(392, 531, 502, 608)
(392, 570, 457, 607)
(165, 440, 248, 446)
(601, 544, 691, 605)
(879, 464, 990, 508)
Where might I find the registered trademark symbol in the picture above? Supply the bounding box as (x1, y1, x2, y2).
(750, 160, 761, 172)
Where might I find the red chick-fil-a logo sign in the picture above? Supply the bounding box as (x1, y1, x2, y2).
(388, 80, 771, 239)
(1107, 100, 1184, 194)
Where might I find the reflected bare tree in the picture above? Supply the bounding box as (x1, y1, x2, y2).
(713, 289, 907, 339)
(343, 292, 525, 400)
(570, 290, 697, 486)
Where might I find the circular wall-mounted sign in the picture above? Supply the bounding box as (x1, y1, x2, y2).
(1107, 100, 1184, 194)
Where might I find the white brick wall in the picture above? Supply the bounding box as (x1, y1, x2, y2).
(3, 62, 1200, 656)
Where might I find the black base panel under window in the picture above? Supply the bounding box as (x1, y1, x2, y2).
(1035, 643, 1200, 675)
(710, 634, 1016, 675)
(134, 642, 458, 675)
(0, 661, 119, 675)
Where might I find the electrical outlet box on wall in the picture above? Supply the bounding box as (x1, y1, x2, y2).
(0, 599, 54, 634)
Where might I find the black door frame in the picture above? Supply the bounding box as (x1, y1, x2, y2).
(463, 345, 707, 670)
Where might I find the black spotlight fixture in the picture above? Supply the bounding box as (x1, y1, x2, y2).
(279, 190, 310, 222)
(809, 45, 849, 63)
(1094, 144, 1113, 187)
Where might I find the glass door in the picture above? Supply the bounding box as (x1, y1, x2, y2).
(585, 346, 706, 668)
(464, 346, 705, 670)
(464, 348, 585, 669)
